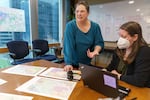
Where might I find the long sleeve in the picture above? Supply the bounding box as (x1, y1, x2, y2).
(93, 23, 104, 50)
(120, 46, 150, 87)
(63, 21, 77, 66)
(106, 51, 120, 71)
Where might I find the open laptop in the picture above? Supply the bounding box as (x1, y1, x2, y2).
(79, 63, 130, 99)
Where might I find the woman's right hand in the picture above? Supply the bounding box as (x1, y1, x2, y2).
(64, 65, 73, 71)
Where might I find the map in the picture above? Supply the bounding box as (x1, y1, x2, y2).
(0, 78, 7, 85)
(0, 93, 33, 100)
(16, 76, 77, 100)
(39, 67, 81, 80)
(0, 7, 26, 32)
(2, 64, 47, 76)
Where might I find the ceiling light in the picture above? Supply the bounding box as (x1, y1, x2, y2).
(140, 13, 144, 16)
(136, 9, 140, 12)
(128, 0, 134, 4)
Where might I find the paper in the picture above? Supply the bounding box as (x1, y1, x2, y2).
(0, 93, 33, 100)
(0, 78, 7, 85)
(39, 67, 81, 80)
(2, 64, 47, 76)
(16, 76, 77, 100)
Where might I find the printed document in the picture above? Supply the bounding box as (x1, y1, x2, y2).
(16, 76, 77, 100)
(39, 67, 81, 80)
(0, 93, 33, 100)
(0, 78, 7, 85)
(2, 64, 47, 76)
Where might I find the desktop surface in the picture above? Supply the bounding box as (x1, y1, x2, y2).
(0, 60, 149, 100)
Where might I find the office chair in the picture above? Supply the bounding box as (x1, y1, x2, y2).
(32, 39, 57, 61)
(6, 40, 36, 65)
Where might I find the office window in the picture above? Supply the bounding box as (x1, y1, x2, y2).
(38, 0, 59, 43)
(0, 0, 31, 48)
(0, 0, 63, 48)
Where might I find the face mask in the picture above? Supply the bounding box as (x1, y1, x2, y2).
(117, 37, 130, 49)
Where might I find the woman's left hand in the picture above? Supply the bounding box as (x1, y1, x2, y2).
(111, 70, 121, 79)
(87, 49, 99, 58)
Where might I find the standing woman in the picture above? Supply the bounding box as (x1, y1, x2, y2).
(107, 21, 150, 87)
(63, 1, 104, 71)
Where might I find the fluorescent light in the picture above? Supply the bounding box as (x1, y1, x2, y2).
(136, 9, 140, 12)
(140, 13, 144, 16)
(128, 0, 134, 4)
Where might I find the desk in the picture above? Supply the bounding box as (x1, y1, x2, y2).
(0, 60, 150, 100)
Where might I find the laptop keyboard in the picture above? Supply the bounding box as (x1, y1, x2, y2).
(118, 85, 131, 99)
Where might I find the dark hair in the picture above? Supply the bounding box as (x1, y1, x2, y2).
(117, 21, 148, 64)
(75, 0, 89, 13)
(120, 21, 142, 36)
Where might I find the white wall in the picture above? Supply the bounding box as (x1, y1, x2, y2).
(89, 0, 150, 44)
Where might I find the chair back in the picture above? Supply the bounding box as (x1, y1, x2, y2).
(32, 39, 49, 56)
(7, 41, 29, 59)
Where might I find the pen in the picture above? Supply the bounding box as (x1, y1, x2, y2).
(130, 97, 137, 100)
(73, 72, 81, 75)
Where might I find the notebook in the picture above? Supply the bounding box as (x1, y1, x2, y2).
(79, 63, 130, 99)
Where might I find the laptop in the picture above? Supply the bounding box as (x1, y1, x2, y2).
(79, 63, 130, 99)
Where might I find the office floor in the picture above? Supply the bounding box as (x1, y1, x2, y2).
(0, 49, 56, 68)
(0, 52, 35, 68)
(0, 53, 12, 68)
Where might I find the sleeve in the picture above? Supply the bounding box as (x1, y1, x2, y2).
(106, 52, 120, 71)
(120, 47, 150, 87)
(63, 22, 76, 65)
(94, 24, 104, 50)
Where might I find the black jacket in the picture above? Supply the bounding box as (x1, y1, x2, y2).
(107, 46, 150, 88)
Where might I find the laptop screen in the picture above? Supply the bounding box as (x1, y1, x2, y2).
(103, 74, 117, 89)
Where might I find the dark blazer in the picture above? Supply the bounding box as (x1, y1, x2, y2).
(107, 46, 150, 88)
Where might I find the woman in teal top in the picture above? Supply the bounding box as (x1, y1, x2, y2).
(63, 1, 104, 71)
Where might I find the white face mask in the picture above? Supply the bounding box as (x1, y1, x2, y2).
(117, 37, 130, 49)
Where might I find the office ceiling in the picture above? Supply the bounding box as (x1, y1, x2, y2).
(85, 0, 124, 5)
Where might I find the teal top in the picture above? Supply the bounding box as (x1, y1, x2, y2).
(63, 19, 104, 67)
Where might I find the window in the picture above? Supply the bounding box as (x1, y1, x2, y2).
(0, 0, 62, 48)
(38, 0, 60, 43)
(0, 0, 31, 48)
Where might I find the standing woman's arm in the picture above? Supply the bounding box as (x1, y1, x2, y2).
(94, 23, 104, 53)
(63, 22, 76, 66)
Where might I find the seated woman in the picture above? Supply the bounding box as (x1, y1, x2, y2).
(106, 21, 150, 87)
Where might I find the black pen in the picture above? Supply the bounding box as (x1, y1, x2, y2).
(130, 97, 137, 100)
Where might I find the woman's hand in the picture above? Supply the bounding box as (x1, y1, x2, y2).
(111, 70, 121, 79)
(64, 65, 73, 71)
(87, 49, 99, 58)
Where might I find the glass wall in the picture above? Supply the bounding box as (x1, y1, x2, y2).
(0, 0, 30, 47)
(0, 0, 62, 48)
(38, 0, 59, 43)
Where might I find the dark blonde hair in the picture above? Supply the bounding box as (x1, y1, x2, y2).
(117, 21, 148, 64)
(75, 0, 89, 13)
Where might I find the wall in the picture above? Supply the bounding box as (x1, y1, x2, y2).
(30, 0, 39, 40)
(89, 0, 150, 44)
